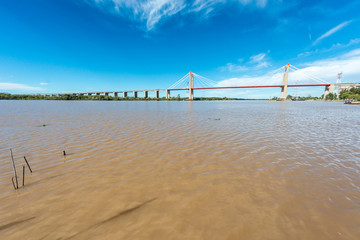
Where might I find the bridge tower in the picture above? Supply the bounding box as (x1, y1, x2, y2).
(280, 64, 290, 100)
(336, 72, 342, 99)
(189, 71, 194, 100)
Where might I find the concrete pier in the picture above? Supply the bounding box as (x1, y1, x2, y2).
(155, 90, 159, 98)
(133, 91, 138, 98)
(144, 91, 148, 98)
(123, 92, 128, 98)
(105, 92, 109, 96)
(280, 64, 289, 100)
(188, 71, 194, 100)
(324, 84, 334, 99)
(166, 89, 170, 99)
(189, 89, 194, 100)
(113, 92, 118, 97)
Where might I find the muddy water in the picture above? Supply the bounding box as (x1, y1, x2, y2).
(0, 100, 359, 239)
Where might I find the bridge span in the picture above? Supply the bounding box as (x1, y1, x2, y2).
(48, 64, 357, 100)
(49, 83, 332, 100)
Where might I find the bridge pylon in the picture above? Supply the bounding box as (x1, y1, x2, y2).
(280, 64, 290, 100)
(189, 71, 194, 100)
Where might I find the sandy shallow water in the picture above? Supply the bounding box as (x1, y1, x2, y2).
(0, 100, 359, 239)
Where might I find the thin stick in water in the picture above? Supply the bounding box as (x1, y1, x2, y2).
(63, 150, 66, 156)
(24, 156, 33, 173)
(10, 149, 18, 189)
(11, 177, 17, 190)
(22, 166, 25, 187)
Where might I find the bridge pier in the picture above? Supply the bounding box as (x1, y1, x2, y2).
(280, 64, 290, 100)
(133, 91, 138, 98)
(323, 84, 334, 99)
(188, 71, 194, 100)
(104, 92, 109, 96)
(96, 93, 100, 96)
(155, 90, 159, 98)
(144, 91, 148, 98)
(166, 89, 170, 99)
(189, 89, 194, 101)
(123, 92, 128, 98)
(113, 92, 118, 97)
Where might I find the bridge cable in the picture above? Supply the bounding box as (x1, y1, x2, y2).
(168, 73, 190, 89)
(196, 76, 212, 88)
(193, 73, 218, 86)
(289, 66, 328, 84)
(169, 73, 189, 89)
(289, 65, 329, 84)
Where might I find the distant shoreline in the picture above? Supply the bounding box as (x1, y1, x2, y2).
(0, 93, 266, 101)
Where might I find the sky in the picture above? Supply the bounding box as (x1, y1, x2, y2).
(1, 0, 360, 98)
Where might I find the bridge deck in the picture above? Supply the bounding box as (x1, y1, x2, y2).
(52, 84, 332, 96)
(170, 84, 330, 91)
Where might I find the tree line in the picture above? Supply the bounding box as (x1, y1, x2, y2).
(0, 93, 234, 101)
(338, 87, 360, 101)
(270, 87, 360, 101)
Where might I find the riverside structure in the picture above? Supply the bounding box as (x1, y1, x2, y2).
(44, 65, 360, 101)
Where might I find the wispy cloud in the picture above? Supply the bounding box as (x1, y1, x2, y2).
(220, 51, 271, 72)
(0, 83, 43, 92)
(40, 82, 48, 86)
(87, 0, 270, 31)
(313, 20, 352, 45)
(191, 0, 225, 12)
(298, 38, 360, 57)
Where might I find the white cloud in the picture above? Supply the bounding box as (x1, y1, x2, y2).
(191, 0, 225, 12)
(298, 38, 360, 57)
(88, 0, 270, 31)
(112, 0, 187, 30)
(220, 59, 248, 72)
(299, 49, 360, 82)
(40, 82, 48, 86)
(250, 52, 266, 63)
(220, 51, 271, 72)
(239, 0, 268, 8)
(255, 0, 268, 8)
(313, 20, 352, 45)
(0, 83, 43, 91)
(214, 48, 360, 98)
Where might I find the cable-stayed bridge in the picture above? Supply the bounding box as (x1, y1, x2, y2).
(52, 64, 359, 100)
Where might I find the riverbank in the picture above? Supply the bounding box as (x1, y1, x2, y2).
(0, 93, 239, 101)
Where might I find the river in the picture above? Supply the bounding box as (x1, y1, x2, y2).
(0, 100, 359, 239)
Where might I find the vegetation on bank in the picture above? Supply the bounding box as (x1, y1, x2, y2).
(0, 93, 236, 101)
(339, 87, 360, 101)
(270, 87, 360, 101)
(271, 94, 323, 101)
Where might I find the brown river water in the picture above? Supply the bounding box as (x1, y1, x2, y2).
(0, 100, 359, 240)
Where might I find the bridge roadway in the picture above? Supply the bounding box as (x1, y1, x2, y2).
(170, 84, 331, 91)
(49, 83, 333, 98)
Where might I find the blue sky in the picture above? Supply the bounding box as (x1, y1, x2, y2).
(1, 0, 360, 98)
